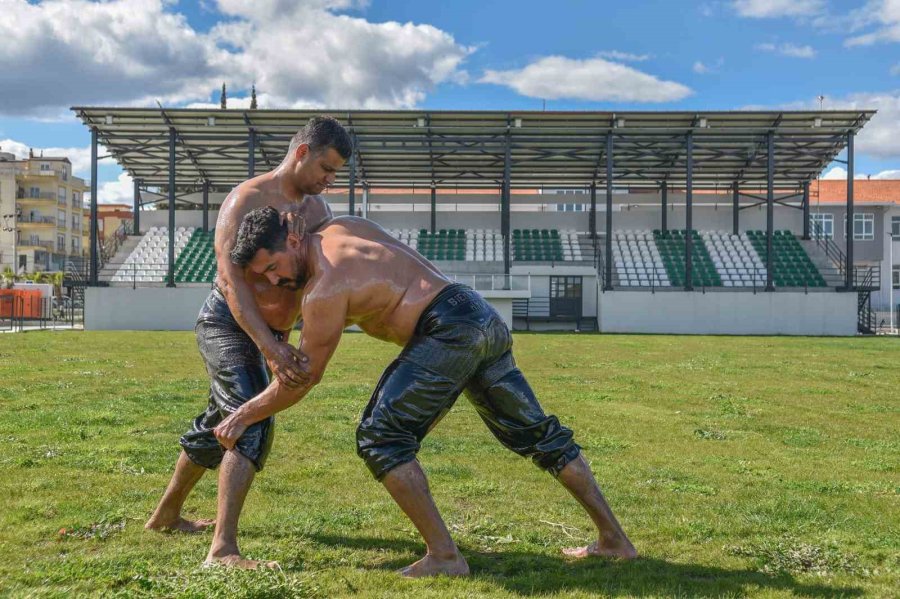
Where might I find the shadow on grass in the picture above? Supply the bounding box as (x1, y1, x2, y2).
(307, 533, 862, 598)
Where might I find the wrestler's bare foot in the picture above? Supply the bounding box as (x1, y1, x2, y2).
(398, 552, 470, 578)
(204, 554, 280, 570)
(144, 516, 215, 533)
(562, 537, 638, 560)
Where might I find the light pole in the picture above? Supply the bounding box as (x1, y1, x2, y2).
(890, 231, 896, 334)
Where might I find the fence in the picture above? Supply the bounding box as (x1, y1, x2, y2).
(0, 293, 81, 332)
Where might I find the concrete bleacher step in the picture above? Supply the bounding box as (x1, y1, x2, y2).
(99, 235, 143, 281)
(798, 239, 845, 288)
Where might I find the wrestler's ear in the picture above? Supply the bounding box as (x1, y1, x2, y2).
(286, 232, 302, 250)
(294, 143, 310, 163)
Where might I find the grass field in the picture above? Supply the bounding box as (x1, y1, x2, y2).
(0, 331, 898, 598)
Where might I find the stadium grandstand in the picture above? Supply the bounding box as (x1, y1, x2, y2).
(71, 107, 895, 335)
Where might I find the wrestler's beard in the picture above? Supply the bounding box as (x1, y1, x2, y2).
(276, 255, 306, 290)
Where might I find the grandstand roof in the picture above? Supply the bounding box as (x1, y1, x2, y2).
(72, 107, 875, 191)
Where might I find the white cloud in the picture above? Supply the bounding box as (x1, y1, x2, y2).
(0, 0, 473, 117)
(0, 137, 135, 204)
(693, 57, 724, 74)
(0, 138, 113, 176)
(747, 92, 900, 161)
(732, 0, 825, 18)
(845, 0, 900, 46)
(597, 50, 653, 62)
(821, 166, 900, 179)
(0, 0, 229, 118)
(480, 56, 692, 103)
(755, 42, 817, 58)
(892, 63, 900, 75)
(209, 1, 473, 109)
(90, 172, 136, 205)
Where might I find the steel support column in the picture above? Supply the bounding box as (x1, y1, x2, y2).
(348, 152, 356, 216)
(732, 181, 739, 236)
(167, 127, 176, 288)
(766, 131, 775, 291)
(247, 128, 256, 178)
(846, 131, 855, 289)
(89, 127, 99, 285)
(604, 134, 613, 290)
(430, 185, 437, 234)
(685, 132, 694, 291)
(502, 140, 512, 275)
(661, 182, 668, 233)
(202, 179, 210, 233)
(802, 180, 810, 240)
(133, 177, 141, 236)
(589, 183, 597, 239)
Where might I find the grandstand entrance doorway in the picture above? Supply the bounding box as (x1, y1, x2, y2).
(550, 276, 583, 319)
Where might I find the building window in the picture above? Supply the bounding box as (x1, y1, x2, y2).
(891, 216, 900, 237)
(71, 191, 79, 207)
(810, 213, 833, 239)
(40, 163, 50, 171)
(56, 234, 65, 252)
(543, 188, 588, 195)
(843, 213, 875, 241)
(71, 215, 80, 231)
(555, 203, 586, 212)
(58, 186, 66, 204)
(71, 238, 79, 253)
(550, 276, 583, 298)
(29, 186, 40, 198)
(57, 209, 66, 224)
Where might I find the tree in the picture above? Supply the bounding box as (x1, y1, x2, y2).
(220, 83, 227, 109)
(250, 84, 257, 110)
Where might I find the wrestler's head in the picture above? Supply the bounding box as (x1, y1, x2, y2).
(231, 206, 308, 290)
(284, 116, 352, 195)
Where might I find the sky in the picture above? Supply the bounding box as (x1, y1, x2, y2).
(1, 0, 899, 203)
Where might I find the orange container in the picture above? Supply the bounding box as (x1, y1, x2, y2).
(0, 289, 43, 318)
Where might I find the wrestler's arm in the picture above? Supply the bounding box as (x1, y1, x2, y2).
(284, 194, 333, 234)
(213, 293, 348, 448)
(216, 192, 308, 387)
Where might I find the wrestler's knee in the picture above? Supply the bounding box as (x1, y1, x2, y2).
(234, 417, 274, 472)
(179, 433, 224, 470)
(356, 419, 419, 481)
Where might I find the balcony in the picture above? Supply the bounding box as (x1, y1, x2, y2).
(18, 239, 54, 251)
(17, 168, 68, 180)
(16, 191, 56, 202)
(18, 215, 57, 227)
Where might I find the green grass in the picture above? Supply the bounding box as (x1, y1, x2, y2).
(0, 332, 898, 598)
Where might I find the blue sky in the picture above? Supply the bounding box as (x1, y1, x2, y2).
(1, 0, 898, 202)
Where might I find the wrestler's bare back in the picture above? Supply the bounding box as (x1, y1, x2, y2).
(215, 174, 330, 331)
(302, 217, 451, 346)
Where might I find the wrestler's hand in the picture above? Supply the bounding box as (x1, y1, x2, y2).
(214, 412, 247, 451)
(263, 341, 310, 388)
(280, 206, 307, 238)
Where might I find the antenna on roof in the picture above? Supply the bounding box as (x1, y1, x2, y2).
(817, 95, 825, 110)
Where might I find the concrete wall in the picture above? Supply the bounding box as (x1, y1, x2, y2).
(86, 286, 211, 330)
(85, 286, 524, 331)
(598, 290, 857, 336)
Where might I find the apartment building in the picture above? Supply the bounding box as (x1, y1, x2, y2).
(0, 150, 89, 274)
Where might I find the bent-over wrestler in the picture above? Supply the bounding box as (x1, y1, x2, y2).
(214, 207, 637, 576)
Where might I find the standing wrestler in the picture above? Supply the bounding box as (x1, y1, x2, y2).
(145, 117, 352, 569)
(214, 208, 637, 576)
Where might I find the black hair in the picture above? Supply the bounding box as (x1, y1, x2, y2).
(287, 116, 352, 160)
(230, 206, 288, 267)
